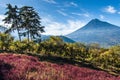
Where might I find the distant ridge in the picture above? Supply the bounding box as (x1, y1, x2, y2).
(59, 36, 75, 43)
(67, 19, 120, 47)
(41, 35, 75, 43)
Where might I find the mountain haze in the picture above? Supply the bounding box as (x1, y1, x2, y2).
(67, 19, 120, 47)
(42, 35, 75, 43)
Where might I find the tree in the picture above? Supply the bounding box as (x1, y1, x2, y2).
(3, 4, 22, 41)
(19, 6, 45, 42)
(3, 4, 45, 42)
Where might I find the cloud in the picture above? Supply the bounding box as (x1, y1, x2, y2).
(70, 2, 78, 7)
(63, 2, 78, 7)
(99, 15, 105, 19)
(104, 5, 116, 13)
(83, 13, 90, 17)
(42, 0, 57, 4)
(118, 12, 120, 14)
(72, 13, 90, 17)
(57, 10, 68, 16)
(42, 17, 85, 35)
(0, 15, 11, 28)
(72, 13, 81, 16)
(0, 15, 5, 25)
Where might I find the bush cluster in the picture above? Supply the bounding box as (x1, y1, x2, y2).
(0, 33, 120, 75)
(0, 53, 119, 80)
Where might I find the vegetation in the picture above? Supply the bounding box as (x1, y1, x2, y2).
(19, 6, 44, 42)
(0, 33, 120, 77)
(3, 4, 44, 42)
(3, 4, 21, 41)
(0, 3, 120, 80)
(0, 53, 119, 80)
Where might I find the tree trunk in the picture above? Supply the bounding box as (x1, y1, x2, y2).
(30, 33, 32, 41)
(17, 28, 21, 42)
(28, 30, 29, 42)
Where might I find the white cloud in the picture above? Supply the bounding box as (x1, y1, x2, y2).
(104, 5, 116, 13)
(99, 15, 105, 19)
(70, 2, 78, 7)
(118, 12, 120, 14)
(0, 15, 5, 25)
(0, 15, 11, 28)
(42, 17, 85, 35)
(72, 13, 90, 17)
(42, 0, 56, 4)
(63, 2, 78, 7)
(83, 13, 90, 17)
(72, 13, 81, 16)
(57, 10, 68, 16)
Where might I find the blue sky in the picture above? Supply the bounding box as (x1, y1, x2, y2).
(0, 0, 120, 35)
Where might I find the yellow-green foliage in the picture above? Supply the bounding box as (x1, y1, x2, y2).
(0, 34, 120, 74)
(0, 33, 14, 50)
(90, 46, 120, 73)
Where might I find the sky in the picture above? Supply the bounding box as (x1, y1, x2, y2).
(0, 0, 120, 35)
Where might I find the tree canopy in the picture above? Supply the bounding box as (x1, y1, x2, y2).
(3, 4, 45, 42)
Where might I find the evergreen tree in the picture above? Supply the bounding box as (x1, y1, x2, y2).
(3, 4, 22, 41)
(19, 6, 45, 42)
(3, 4, 45, 42)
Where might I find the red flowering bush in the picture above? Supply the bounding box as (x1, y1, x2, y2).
(0, 53, 119, 80)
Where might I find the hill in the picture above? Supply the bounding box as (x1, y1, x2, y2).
(67, 19, 120, 47)
(42, 35, 75, 43)
(0, 53, 119, 80)
(59, 36, 75, 43)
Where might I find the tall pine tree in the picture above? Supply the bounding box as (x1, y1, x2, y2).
(3, 4, 22, 41)
(19, 6, 45, 42)
(3, 4, 45, 42)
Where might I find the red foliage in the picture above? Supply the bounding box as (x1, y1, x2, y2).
(0, 53, 119, 80)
